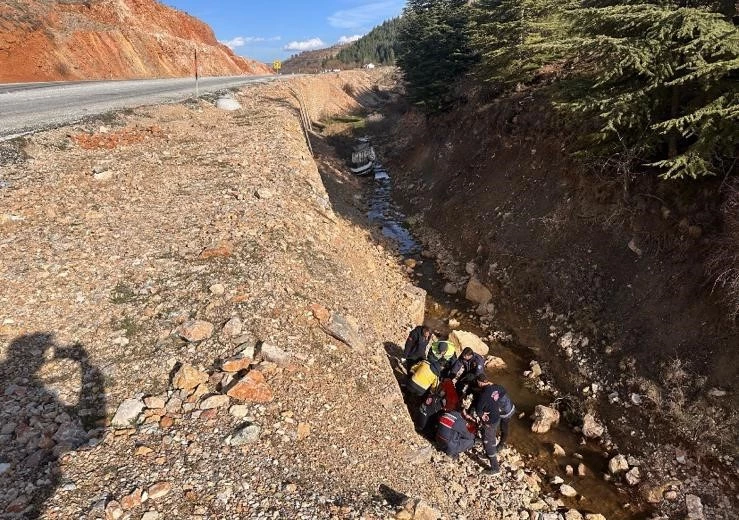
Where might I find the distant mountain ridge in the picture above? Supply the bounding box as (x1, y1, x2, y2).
(281, 44, 350, 74)
(0, 0, 272, 82)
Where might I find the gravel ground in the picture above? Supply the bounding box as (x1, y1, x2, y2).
(2, 71, 602, 520)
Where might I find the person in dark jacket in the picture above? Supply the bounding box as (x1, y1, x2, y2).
(403, 325, 432, 374)
(464, 379, 503, 474)
(450, 347, 485, 396)
(436, 410, 477, 459)
(474, 375, 515, 449)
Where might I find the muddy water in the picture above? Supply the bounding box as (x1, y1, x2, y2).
(363, 172, 648, 520)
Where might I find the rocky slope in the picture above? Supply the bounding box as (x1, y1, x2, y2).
(0, 71, 605, 520)
(0, 0, 272, 82)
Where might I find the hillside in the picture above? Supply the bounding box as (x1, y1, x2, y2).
(0, 0, 272, 82)
(280, 44, 348, 74)
(335, 17, 400, 67)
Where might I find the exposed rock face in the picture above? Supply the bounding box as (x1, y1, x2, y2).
(0, 0, 272, 82)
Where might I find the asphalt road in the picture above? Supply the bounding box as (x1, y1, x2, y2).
(0, 75, 277, 140)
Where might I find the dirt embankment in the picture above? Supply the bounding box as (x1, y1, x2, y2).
(376, 85, 737, 518)
(0, 0, 272, 82)
(0, 71, 578, 520)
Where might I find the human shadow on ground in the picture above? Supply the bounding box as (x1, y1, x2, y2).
(0, 333, 106, 518)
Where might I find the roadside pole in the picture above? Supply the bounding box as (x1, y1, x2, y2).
(195, 48, 199, 97)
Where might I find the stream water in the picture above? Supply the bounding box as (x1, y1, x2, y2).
(364, 173, 648, 520)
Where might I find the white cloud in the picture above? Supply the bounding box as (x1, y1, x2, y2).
(283, 38, 327, 52)
(328, 1, 404, 29)
(220, 36, 281, 49)
(338, 34, 363, 44)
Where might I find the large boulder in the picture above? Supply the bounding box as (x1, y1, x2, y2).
(449, 330, 489, 356)
(465, 277, 493, 305)
(531, 405, 560, 434)
(404, 284, 426, 325)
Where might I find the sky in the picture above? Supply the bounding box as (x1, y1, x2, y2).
(165, 1, 406, 63)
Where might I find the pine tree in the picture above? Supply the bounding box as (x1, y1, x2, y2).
(335, 18, 402, 67)
(396, 0, 478, 112)
(471, 0, 575, 85)
(562, 2, 739, 179)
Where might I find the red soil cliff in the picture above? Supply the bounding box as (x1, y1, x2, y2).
(0, 0, 272, 82)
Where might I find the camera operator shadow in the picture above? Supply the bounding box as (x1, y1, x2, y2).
(0, 333, 107, 518)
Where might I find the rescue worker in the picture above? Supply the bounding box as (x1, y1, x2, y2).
(464, 378, 503, 475)
(436, 410, 477, 460)
(406, 358, 442, 430)
(428, 338, 457, 377)
(474, 375, 515, 449)
(450, 347, 485, 396)
(407, 358, 441, 398)
(403, 325, 432, 374)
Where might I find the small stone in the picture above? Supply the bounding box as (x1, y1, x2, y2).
(222, 354, 252, 372)
(221, 316, 242, 338)
(584, 515, 606, 520)
(226, 370, 274, 403)
(685, 494, 704, 520)
(577, 463, 587, 476)
(159, 416, 174, 428)
(199, 242, 234, 259)
(625, 466, 641, 486)
(485, 356, 507, 370)
(229, 423, 261, 446)
(147, 482, 172, 500)
(531, 405, 560, 434)
(413, 500, 441, 520)
(297, 422, 311, 441)
(105, 501, 124, 520)
(404, 258, 417, 269)
(120, 488, 143, 510)
(529, 361, 542, 378)
(447, 318, 461, 328)
(141, 512, 160, 520)
(0, 462, 10, 475)
(209, 283, 225, 296)
(260, 343, 291, 366)
(582, 414, 604, 438)
(216, 97, 242, 111)
(608, 454, 628, 474)
(172, 364, 209, 391)
(255, 188, 274, 199)
(229, 404, 249, 418)
(144, 396, 166, 410)
(111, 398, 146, 428)
(199, 394, 230, 410)
(664, 490, 678, 501)
(565, 465, 574, 476)
(552, 443, 566, 457)
(135, 446, 154, 456)
(443, 283, 458, 295)
(560, 484, 578, 498)
(323, 313, 364, 349)
(285, 483, 298, 493)
(176, 320, 214, 342)
(564, 510, 583, 520)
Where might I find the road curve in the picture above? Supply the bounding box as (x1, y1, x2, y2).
(0, 75, 278, 140)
